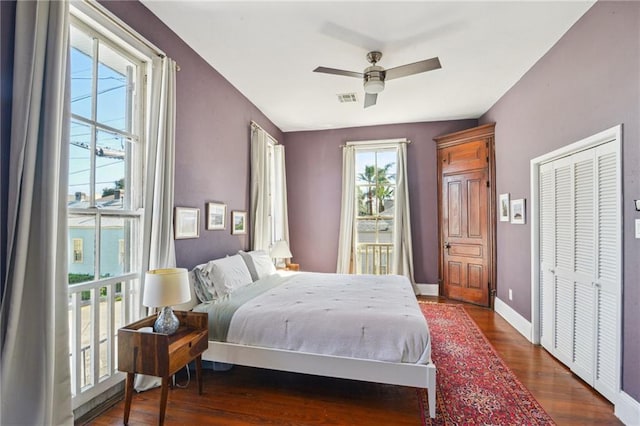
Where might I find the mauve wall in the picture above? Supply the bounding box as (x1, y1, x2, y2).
(0, 0, 16, 292)
(283, 120, 477, 285)
(100, 1, 283, 269)
(480, 1, 639, 400)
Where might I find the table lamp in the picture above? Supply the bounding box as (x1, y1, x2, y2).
(270, 240, 292, 269)
(143, 268, 191, 335)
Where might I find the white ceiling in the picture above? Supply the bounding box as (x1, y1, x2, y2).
(140, 1, 595, 132)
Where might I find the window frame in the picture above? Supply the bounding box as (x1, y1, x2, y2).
(348, 139, 405, 275)
(68, 1, 160, 409)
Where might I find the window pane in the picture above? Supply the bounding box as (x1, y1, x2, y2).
(376, 150, 397, 185)
(70, 27, 94, 119)
(358, 185, 376, 216)
(355, 151, 376, 184)
(374, 185, 395, 216)
(378, 190, 395, 217)
(68, 215, 95, 283)
(95, 129, 126, 209)
(376, 218, 393, 244)
(97, 42, 136, 131)
(114, 281, 124, 331)
(100, 217, 136, 276)
(69, 120, 92, 207)
(80, 290, 94, 389)
(99, 286, 109, 380)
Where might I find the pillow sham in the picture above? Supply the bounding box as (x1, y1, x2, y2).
(239, 250, 276, 281)
(207, 254, 253, 297)
(191, 263, 217, 302)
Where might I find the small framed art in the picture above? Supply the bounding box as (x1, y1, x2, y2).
(231, 211, 247, 235)
(206, 202, 226, 230)
(499, 193, 510, 222)
(510, 199, 526, 225)
(174, 207, 200, 239)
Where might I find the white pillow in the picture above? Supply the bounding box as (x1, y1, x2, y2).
(239, 250, 276, 281)
(207, 255, 253, 297)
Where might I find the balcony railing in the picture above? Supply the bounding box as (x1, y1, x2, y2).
(356, 243, 393, 275)
(68, 274, 140, 408)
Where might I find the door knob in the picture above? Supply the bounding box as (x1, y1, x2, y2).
(444, 242, 451, 249)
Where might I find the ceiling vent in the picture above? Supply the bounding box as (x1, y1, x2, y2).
(337, 93, 358, 103)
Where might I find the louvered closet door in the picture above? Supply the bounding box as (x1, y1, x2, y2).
(593, 141, 620, 403)
(538, 140, 620, 404)
(539, 162, 555, 350)
(570, 150, 596, 383)
(551, 155, 574, 367)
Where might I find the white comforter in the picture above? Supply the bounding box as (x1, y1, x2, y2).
(225, 272, 431, 364)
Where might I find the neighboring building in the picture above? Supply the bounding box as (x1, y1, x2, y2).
(68, 193, 127, 279)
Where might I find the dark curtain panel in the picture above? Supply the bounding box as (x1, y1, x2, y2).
(0, 0, 16, 299)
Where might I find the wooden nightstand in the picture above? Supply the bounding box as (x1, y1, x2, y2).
(277, 263, 300, 271)
(118, 311, 208, 425)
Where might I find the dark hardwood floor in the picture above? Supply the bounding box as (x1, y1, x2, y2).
(83, 297, 621, 425)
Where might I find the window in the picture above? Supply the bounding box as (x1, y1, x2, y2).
(72, 238, 84, 263)
(250, 124, 289, 252)
(269, 143, 287, 245)
(354, 148, 397, 275)
(67, 5, 153, 408)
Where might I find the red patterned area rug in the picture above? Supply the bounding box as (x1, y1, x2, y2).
(417, 303, 555, 425)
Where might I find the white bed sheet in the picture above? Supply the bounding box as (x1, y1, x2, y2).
(220, 271, 431, 365)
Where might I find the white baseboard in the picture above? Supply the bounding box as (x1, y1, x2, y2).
(494, 297, 532, 342)
(416, 283, 439, 296)
(616, 391, 640, 425)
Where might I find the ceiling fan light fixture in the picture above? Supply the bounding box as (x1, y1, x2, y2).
(364, 79, 385, 94)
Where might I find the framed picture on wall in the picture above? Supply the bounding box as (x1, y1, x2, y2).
(510, 199, 526, 225)
(174, 207, 200, 239)
(499, 193, 510, 222)
(206, 202, 226, 230)
(231, 211, 247, 235)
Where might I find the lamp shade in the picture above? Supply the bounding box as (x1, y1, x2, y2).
(143, 268, 191, 308)
(270, 240, 292, 259)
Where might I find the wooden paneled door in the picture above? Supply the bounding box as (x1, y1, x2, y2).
(434, 124, 496, 307)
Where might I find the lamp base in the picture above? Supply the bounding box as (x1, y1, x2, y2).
(154, 306, 180, 335)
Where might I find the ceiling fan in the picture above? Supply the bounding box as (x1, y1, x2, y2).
(314, 51, 441, 108)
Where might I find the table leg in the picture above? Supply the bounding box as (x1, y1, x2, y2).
(195, 355, 203, 395)
(123, 372, 134, 425)
(159, 376, 170, 426)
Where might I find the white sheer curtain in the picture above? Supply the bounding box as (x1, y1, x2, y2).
(0, 1, 73, 424)
(392, 143, 417, 290)
(250, 124, 272, 251)
(141, 57, 177, 279)
(251, 123, 289, 253)
(273, 145, 290, 244)
(336, 146, 356, 273)
(135, 57, 177, 392)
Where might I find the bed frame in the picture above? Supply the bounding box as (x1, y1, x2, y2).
(202, 340, 437, 419)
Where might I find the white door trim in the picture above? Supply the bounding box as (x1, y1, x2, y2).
(529, 124, 622, 399)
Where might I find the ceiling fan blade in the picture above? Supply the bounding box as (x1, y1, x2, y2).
(313, 66, 363, 79)
(384, 57, 441, 81)
(364, 92, 377, 108)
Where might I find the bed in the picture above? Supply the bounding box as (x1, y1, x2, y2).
(189, 252, 436, 418)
